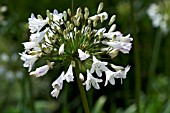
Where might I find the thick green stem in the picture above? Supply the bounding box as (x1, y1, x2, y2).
(75, 64, 90, 113)
(130, 0, 141, 113)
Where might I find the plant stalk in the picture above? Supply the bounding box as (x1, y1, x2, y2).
(130, 0, 141, 113)
(75, 64, 90, 113)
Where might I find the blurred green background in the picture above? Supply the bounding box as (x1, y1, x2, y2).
(0, 0, 170, 113)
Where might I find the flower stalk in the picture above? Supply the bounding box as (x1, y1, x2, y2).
(75, 63, 90, 113)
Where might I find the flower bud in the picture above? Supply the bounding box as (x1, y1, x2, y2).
(76, 7, 82, 17)
(97, 2, 104, 14)
(93, 21, 97, 27)
(59, 44, 65, 55)
(63, 11, 67, 21)
(108, 24, 116, 32)
(84, 7, 89, 19)
(67, 8, 71, 16)
(109, 49, 119, 58)
(79, 73, 84, 81)
(46, 10, 51, 18)
(108, 15, 116, 26)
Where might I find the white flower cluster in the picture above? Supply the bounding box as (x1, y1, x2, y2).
(20, 3, 132, 99)
(147, 3, 169, 33)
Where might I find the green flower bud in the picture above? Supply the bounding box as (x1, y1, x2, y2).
(67, 8, 71, 16)
(97, 2, 104, 14)
(63, 11, 67, 21)
(93, 21, 97, 27)
(84, 7, 89, 19)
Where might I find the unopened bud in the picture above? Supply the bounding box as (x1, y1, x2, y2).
(84, 7, 89, 19)
(63, 11, 67, 21)
(79, 73, 84, 81)
(97, 2, 104, 14)
(66, 21, 70, 27)
(46, 10, 51, 18)
(67, 8, 71, 16)
(108, 24, 116, 32)
(108, 15, 116, 26)
(76, 7, 82, 16)
(69, 24, 74, 30)
(110, 64, 124, 71)
(93, 21, 97, 27)
(109, 49, 119, 58)
(88, 20, 91, 24)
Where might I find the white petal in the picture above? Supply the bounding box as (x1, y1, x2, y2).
(96, 69, 102, 77)
(52, 71, 65, 89)
(78, 49, 90, 61)
(51, 88, 60, 98)
(65, 64, 74, 82)
(59, 44, 64, 55)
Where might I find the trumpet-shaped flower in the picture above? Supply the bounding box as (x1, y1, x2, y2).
(20, 52, 41, 72)
(28, 13, 48, 33)
(30, 28, 48, 44)
(65, 64, 74, 82)
(51, 88, 60, 98)
(22, 42, 37, 51)
(52, 71, 65, 89)
(102, 41, 132, 54)
(90, 56, 108, 77)
(52, 9, 63, 23)
(83, 70, 103, 91)
(104, 69, 118, 86)
(30, 62, 54, 77)
(78, 49, 90, 61)
(114, 65, 130, 84)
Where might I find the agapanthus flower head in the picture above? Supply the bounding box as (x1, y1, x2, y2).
(147, 2, 170, 33)
(20, 2, 132, 99)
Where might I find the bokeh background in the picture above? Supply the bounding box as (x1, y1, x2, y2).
(0, 0, 170, 113)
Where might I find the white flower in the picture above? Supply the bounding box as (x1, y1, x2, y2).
(89, 12, 108, 21)
(104, 69, 118, 86)
(51, 88, 60, 98)
(51, 9, 63, 30)
(22, 42, 37, 51)
(90, 56, 108, 77)
(115, 34, 133, 43)
(147, 3, 159, 20)
(95, 27, 106, 36)
(20, 52, 40, 72)
(64, 64, 74, 82)
(30, 28, 48, 44)
(29, 62, 54, 77)
(103, 31, 122, 39)
(59, 44, 64, 55)
(110, 64, 124, 71)
(102, 41, 132, 54)
(28, 13, 48, 33)
(83, 69, 103, 91)
(52, 71, 65, 89)
(78, 49, 90, 61)
(114, 65, 130, 84)
(52, 9, 63, 23)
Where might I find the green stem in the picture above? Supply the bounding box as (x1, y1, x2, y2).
(75, 64, 90, 113)
(130, 0, 141, 113)
(147, 31, 162, 92)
